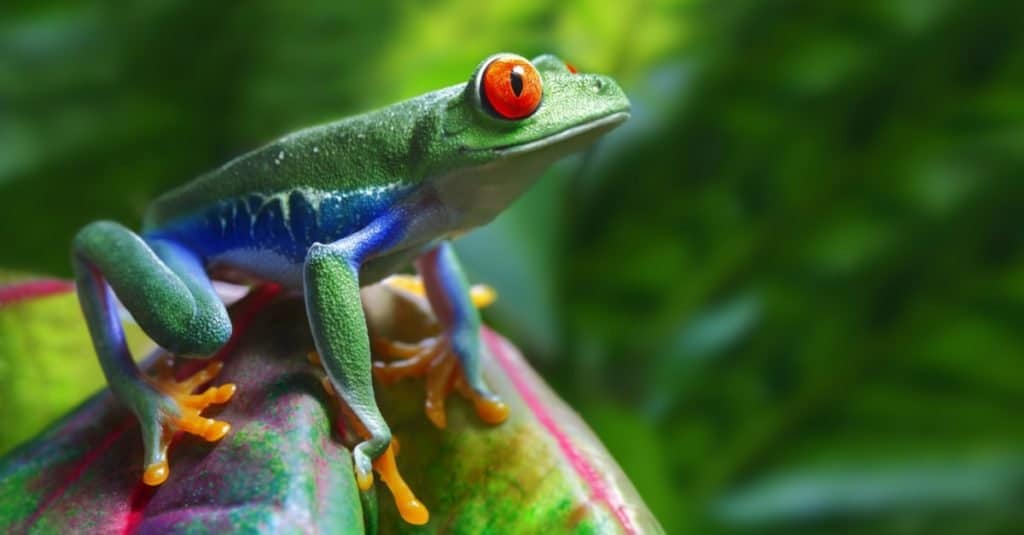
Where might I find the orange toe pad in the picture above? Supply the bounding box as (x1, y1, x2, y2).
(143, 461, 169, 486)
(374, 443, 429, 525)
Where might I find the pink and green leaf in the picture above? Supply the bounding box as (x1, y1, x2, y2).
(0, 281, 662, 533)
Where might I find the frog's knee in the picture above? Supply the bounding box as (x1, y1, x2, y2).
(73, 220, 131, 255)
(164, 311, 231, 357)
(75, 219, 127, 238)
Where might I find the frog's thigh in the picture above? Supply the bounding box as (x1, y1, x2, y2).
(73, 221, 230, 356)
(145, 237, 232, 356)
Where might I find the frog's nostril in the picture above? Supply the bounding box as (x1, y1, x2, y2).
(590, 77, 605, 92)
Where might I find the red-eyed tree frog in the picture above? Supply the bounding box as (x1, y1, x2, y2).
(72, 53, 629, 525)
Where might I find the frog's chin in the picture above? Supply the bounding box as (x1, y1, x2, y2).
(493, 111, 630, 158)
(431, 111, 629, 230)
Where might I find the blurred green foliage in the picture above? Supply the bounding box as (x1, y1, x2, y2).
(2, 1, 1024, 533)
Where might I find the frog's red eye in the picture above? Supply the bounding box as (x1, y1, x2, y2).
(481, 56, 543, 120)
(565, 62, 578, 74)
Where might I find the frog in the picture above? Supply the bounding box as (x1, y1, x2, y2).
(71, 52, 630, 525)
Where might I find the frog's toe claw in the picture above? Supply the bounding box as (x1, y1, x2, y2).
(423, 345, 458, 428)
(175, 360, 226, 391)
(456, 378, 509, 424)
(314, 365, 429, 525)
(352, 442, 428, 524)
(175, 413, 232, 441)
(179, 383, 237, 408)
(143, 461, 170, 486)
(371, 337, 440, 367)
(373, 443, 429, 525)
(372, 335, 507, 428)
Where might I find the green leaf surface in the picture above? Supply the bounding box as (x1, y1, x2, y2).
(0, 285, 662, 533)
(0, 276, 150, 455)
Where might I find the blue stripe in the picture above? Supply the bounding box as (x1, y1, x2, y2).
(145, 185, 415, 263)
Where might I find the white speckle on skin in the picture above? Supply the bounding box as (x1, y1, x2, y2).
(313, 146, 319, 153)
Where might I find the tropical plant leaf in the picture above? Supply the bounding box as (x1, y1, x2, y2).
(0, 276, 151, 454)
(0, 283, 662, 533)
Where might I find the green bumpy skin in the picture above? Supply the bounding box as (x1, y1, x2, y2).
(71, 52, 630, 526)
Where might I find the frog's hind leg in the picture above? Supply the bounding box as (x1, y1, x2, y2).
(72, 222, 234, 485)
(373, 242, 508, 428)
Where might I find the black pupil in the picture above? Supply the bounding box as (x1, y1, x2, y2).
(510, 66, 524, 97)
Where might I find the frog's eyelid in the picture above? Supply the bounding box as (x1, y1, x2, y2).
(529, 54, 572, 74)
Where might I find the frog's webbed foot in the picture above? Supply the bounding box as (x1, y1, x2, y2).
(137, 359, 236, 485)
(373, 275, 508, 429)
(371, 335, 509, 429)
(314, 369, 428, 526)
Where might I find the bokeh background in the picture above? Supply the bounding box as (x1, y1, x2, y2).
(3, 1, 1024, 533)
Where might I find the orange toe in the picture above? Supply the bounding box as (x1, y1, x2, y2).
(202, 420, 231, 441)
(212, 383, 236, 403)
(425, 402, 447, 429)
(151, 359, 235, 444)
(474, 398, 509, 425)
(374, 444, 429, 525)
(356, 470, 374, 492)
(143, 461, 169, 486)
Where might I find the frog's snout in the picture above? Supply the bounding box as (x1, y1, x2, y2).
(585, 74, 631, 113)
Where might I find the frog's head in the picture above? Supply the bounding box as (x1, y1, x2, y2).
(424, 53, 630, 228)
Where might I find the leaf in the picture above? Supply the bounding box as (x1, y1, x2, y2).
(0, 276, 151, 455)
(0, 284, 662, 533)
(715, 455, 1024, 526)
(366, 284, 662, 534)
(0, 287, 363, 533)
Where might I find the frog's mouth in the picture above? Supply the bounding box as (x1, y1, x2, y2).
(492, 111, 630, 157)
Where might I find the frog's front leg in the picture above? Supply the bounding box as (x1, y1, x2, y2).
(305, 241, 391, 489)
(373, 242, 509, 428)
(303, 203, 439, 525)
(72, 222, 234, 485)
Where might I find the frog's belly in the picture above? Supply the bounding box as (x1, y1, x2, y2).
(208, 248, 305, 288)
(208, 242, 435, 290)
(147, 186, 431, 288)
